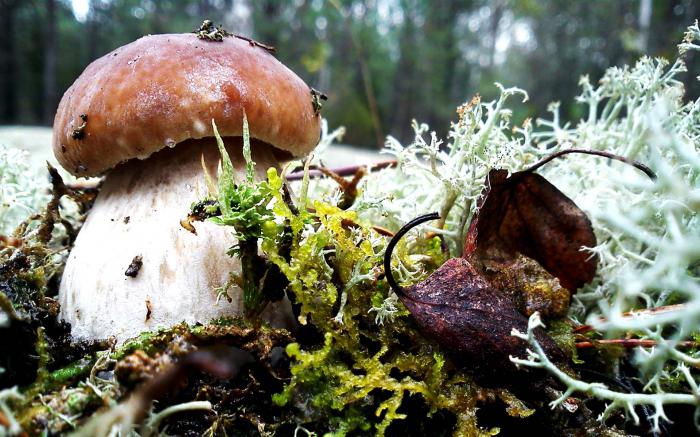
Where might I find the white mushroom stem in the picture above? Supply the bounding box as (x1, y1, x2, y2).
(59, 137, 294, 343)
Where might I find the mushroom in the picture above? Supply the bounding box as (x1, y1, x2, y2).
(52, 32, 321, 343)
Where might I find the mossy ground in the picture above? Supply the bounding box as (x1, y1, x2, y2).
(0, 144, 593, 437)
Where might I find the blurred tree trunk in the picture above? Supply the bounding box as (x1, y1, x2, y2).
(256, 1, 281, 48)
(487, 0, 504, 70)
(223, 0, 249, 35)
(331, 0, 383, 148)
(198, 0, 214, 20)
(638, 0, 652, 52)
(42, 0, 57, 125)
(425, 0, 465, 129)
(391, 0, 419, 142)
(87, 0, 99, 63)
(669, 1, 699, 101)
(0, 0, 17, 123)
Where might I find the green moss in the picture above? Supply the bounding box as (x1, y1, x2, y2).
(45, 359, 94, 387)
(34, 327, 50, 383)
(546, 318, 581, 364)
(66, 391, 95, 415)
(242, 172, 524, 434)
(112, 323, 189, 360)
(208, 316, 243, 327)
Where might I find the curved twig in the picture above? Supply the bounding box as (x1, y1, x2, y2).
(285, 160, 397, 181)
(523, 149, 656, 180)
(383, 212, 440, 297)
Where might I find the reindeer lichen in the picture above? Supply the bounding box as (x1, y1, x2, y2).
(0, 145, 49, 235)
(506, 22, 700, 432)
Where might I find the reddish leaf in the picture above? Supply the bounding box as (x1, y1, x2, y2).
(385, 151, 652, 385)
(464, 169, 597, 292)
(399, 257, 564, 383)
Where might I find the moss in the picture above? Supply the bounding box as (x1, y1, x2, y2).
(484, 253, 571, 319)
(34, 327, 50, 384)
(244, 169, 527, 434)
(112, 323, 190, 361)
(6, 315, 295, 435)
(546, 318, 580, 363)
(44, 358, 94, 388)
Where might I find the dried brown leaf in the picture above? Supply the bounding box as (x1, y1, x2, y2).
(465, 169, 597, 292)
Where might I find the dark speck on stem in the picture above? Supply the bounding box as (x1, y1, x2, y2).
(125, 255, 143, 278)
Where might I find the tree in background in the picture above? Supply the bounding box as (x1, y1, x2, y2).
(43, 0, 57, 125)
(0, 0, 698, 148)
(0, 0, 18, 124)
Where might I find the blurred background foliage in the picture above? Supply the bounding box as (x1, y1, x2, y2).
(0, 0, 698, 148)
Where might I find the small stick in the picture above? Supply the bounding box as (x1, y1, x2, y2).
(371, 225, 394, 237)
(384, 212, 441, 297)
(286, 160, 397, 181)
(234, 35, 277, 53)
(523, 148, 656, 180)
(0, 235, 22, 248)
(341, 218, 394, 236)
(573, 304, 686, 334)
(310, 209, 394, 237)
(575, 338, 698, 349)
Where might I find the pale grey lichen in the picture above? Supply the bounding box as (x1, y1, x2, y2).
(0, 145, 49, 235)
(511, 312, 699, 431)
(1, 18, 693, 433)
(358, 84, 532, 256)
(0, 387, 24, 436)
(507, 21, 700, 431)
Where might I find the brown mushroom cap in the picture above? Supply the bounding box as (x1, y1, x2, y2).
(53, 33, 321, 177)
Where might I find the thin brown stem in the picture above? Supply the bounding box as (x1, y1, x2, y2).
(573, 304, 686, 334)
(576, 338, 698, 349)
(524, 148, 656, 180)
(285, 160, 397, 181)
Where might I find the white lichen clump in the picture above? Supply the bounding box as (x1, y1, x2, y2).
(512, 23, 700, 430)
(535, 51, 699, 326)
(308, 21, 700, 432)
(0, 145, 49, 235)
